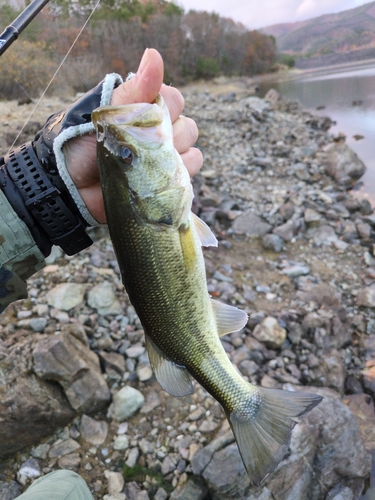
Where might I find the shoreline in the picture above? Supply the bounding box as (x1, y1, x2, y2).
(0, 88, 374, 499)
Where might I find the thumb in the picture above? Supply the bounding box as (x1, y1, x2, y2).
(111, 48, 164, 106)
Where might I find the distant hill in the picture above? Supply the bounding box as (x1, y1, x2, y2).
(261, 1, 375, 58)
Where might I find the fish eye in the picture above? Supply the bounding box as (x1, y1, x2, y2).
(119, 146, 133, 164)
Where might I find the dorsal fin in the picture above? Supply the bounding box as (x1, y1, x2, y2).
(211, 299, 248, 337)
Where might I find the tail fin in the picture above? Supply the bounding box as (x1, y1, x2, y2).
(227, 387, 322, 486)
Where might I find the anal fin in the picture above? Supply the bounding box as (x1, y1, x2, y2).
(145, 335, 193, 397)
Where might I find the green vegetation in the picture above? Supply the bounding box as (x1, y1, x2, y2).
(277, 53, 295, 68)
(0, 1, 276, 99)
(196, 57, 220, 79)
(123, 463, 173, 492)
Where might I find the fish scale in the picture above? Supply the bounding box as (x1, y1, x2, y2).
(92, 95, 322, 485)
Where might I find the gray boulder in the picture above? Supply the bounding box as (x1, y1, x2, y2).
(0, 481, 21, 500)
(33, 324, 111, 413)
(0, 332, 76, 459)
(196, 391, 370, 499)
(232, 212, 271, 237)
(323, 142, 366, 185)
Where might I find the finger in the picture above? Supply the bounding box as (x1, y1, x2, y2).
(173, 116, 198, 153)
(111, 48, 164, 106)
(160, 85, 185, 123)
(181, 148, 203, 177)
(79, 183, 106, 224)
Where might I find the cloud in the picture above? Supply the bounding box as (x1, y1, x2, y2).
(178, 0, 371, 29)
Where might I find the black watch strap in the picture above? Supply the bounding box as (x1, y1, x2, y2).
(4, 142, 93, 256)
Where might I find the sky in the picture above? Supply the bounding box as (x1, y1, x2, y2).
(177, 0, 372, 29)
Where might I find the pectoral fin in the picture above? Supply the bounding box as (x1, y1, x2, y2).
(192, 213, 218, 247)
(211, 299, 248, 337)
(145, 335, 193, 397)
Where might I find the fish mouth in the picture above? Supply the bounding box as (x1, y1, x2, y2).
(92, 95, 171, 153)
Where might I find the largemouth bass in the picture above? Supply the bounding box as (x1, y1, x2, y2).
(92, 96, 322, 485)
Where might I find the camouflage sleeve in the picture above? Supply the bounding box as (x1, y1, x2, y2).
(0, 190, 46, 313)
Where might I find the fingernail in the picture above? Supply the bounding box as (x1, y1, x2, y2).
(138, 48, 149, 76)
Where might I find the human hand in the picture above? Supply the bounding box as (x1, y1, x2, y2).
(63, 48, 203, 224)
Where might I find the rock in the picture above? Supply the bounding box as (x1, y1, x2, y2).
(202, 392, 370, 499)
(278, 201, 295, 221)
(29, 317, 47, 333)
(304, 208, 321, 225)
(252, 157, 272, 168)
(30, 443, 51, 460)
(103, 495, 126, 500)
(139, 437, 155, 454)
(356, 221, 372, 240)
(202, 442, 250, 498)
(154, 488, 169, 500)
(80, 415, 108, 445)
(17, 458, 41, 485)
(293, 162, 310, 181)
(191, 431, 234, 475)
(362, 365, 375, 395)
(0, 481, 21, 500)
(49, 438, 80, 458)
(198, 420, 219, 433)
(252, 317, 286, 349)
(58, 453, 81, 469)
(361, 199, 373, 215)
(323, 142, 366, 185)
(46, 283, 86, 310)
(189, 407, 205, 421)
(161, 455, 176, 475)
(87, 281, 123, 315)
(137, 363, 153, 382)
(264, 88, 281, 105)
(170, 476, 209, 500)
(99, 351, 126, 380)
(33, 329, 111, 413)
(104, 470, 124, 495)
(297, 283, 343, 314)
(310, 350, 346, 394)
(238, 359, 259, 377)
(287, 322, 303, 345)
(344, 394, 375, 452)
(272, 219, 300, 241)
(0, 336, 76, 459)
(330, 487, 354, 500)
(281, 263, 310, 277)
(261, 234, 283, 252)
(356, 285, 375, 307)
(125, 345, 145, 358)
(125, 448, 140, 468)
(140, 390, 161, 414)
(107, 386, 144, 421)
(124, 482, 149, 500)
(309, 224, 339, 247)
(113, 435, 129, 451)
(342, 220, 358, 242)
(345, 375, 363, 395)
(232, 212, 271, 237)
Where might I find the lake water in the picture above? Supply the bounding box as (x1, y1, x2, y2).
(259, 61, 375, 499)
(257, 60, 375, 204)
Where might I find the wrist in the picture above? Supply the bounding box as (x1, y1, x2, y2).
(1, 142, 93, 256)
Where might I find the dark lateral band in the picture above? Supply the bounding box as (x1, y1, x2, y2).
(3, 142, 92, 256)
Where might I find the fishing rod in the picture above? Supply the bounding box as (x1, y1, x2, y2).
(0, 0, 51, 57)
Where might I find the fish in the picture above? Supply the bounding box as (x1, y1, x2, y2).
(91, 95, 322, 485)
